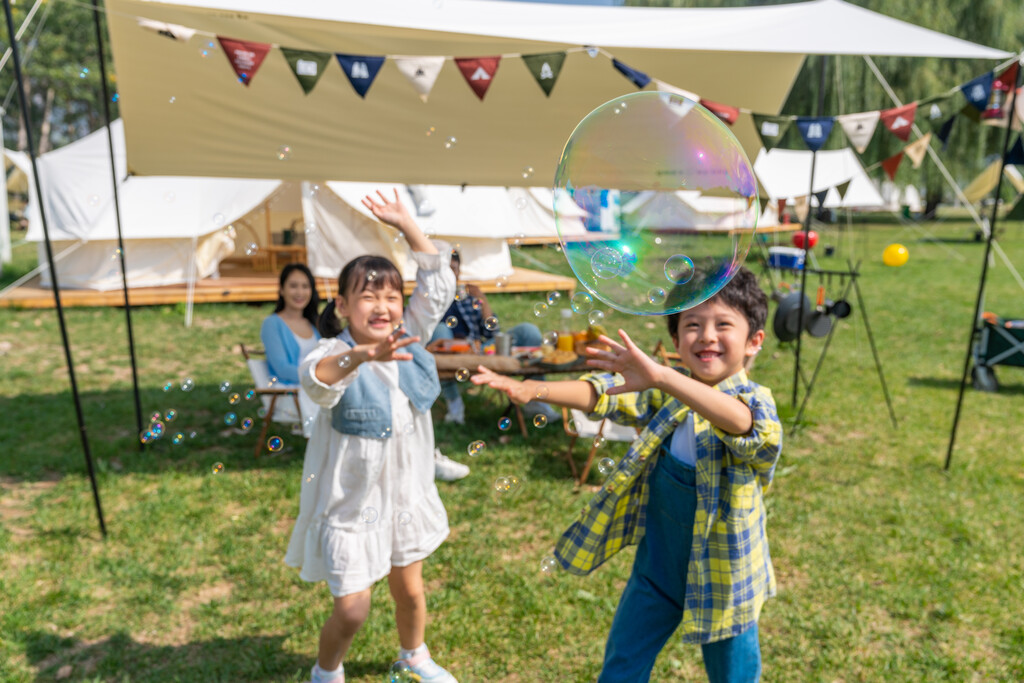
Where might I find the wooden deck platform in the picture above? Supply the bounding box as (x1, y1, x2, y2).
(0, 261, 578, 310)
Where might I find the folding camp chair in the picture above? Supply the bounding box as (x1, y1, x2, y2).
(561, 407, 640, 486)
(972, 314, 1024, 392)
(240, 343, 304, 457)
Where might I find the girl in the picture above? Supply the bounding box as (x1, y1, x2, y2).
(285, 190, 458, 683)
(261, 263, 321, 437)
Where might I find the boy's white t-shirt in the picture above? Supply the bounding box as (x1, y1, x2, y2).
(666, 412, 697, 467)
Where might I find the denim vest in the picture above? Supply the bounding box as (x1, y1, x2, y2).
(331, 328, 441, 438)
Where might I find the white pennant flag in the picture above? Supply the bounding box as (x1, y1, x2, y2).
(837, 111, 881, 154)
(136, 18, 197, 42)
(394, 57, 445, 102)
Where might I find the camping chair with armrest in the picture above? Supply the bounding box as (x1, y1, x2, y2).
(240, 343, 304, 457)
(561, 407, 641, 486)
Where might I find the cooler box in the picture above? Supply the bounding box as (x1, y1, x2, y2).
(768, 246, 805, 270)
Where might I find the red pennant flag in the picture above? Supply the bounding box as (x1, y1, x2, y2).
(455, 57, 501, 100)
(994, 62, 1019, 92)
(217, 37, 271, 86)
(881, 151, 904, 181)
(880, 102, 917, 142)
(700, 98, 740, 126)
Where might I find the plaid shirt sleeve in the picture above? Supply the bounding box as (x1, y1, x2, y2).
(713, 384, 782, 489)
(580, 372, 663, 428)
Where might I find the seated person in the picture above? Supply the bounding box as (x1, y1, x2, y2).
(261, 263, 321, 437)
(429, 250, 559, 426)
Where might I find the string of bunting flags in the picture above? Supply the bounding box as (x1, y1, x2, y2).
(137, 17, 1023, 190)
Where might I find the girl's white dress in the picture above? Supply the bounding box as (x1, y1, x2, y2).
(284, 247, 456, 598)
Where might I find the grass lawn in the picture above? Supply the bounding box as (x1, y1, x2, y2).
(1, 215, 1023, 682)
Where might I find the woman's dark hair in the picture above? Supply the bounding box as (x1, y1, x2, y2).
(666, 266, 767, 341)
(274, 263, 320, 328)
(318, 255, 404, 338)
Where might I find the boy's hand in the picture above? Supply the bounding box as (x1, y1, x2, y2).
(362, 189, 414, 232)
(470, 366, 534, 405)
(585, 329, 666, 396)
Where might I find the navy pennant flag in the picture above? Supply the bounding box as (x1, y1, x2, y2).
(796, 116, 835, 152)
(936, 115, 957, 149)
(812, 189, 829, 207)
(612, 59, 650, 89)
(336, 54, 385, 98)
(961, 72, 994, 112)
(522, 52, 566, 97)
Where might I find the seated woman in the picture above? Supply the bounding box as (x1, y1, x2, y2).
(261, 263, 321, 437)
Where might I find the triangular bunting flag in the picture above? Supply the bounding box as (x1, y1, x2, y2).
(960, 71, 994, 112)
(812, 189, 829, 207)
(881, 151, 904, 181)
(217, 37, 272, 86)
(456, 57, 501, 100)
(700, 98, 739, 126)
(918, 93, 959, 128)
(522, 52, 566, 97)
(936, 114, 957, 149)
(1005, 136, 1024, 165)
(904, 132, 931, 169)
(1006, 195, 1024, 221)
(280, 49, 331, 95)
(776, 198, 788, 218)
(796, 116, 835, 152)
(612, 59, 650, 89)
(880, 103, 917, 142)
(394, 57, 445, 102)
(654, 80, 699, 102)
(837, 111, 880, 154)
(752, 114, 792, 151)
(835, 180, 851, 200)
(654, 82, 699, 117)
(336, 54, 385, 98)
(137, 18, 196, 42)
(994, 62, 1020, 92)
(982, 65, 1021, 125)
(793, 195, 809, 223)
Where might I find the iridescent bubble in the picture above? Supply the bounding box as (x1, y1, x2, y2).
(240, 417, 254, 432)
(570, 291, 594, 314)
(493, 476, 511, 493)
(540, 555, 559, 573)
(495, 275, 509, 288)
(533, 302, 549, 318)
(139, 429, 154, 444)
(389, 660, 417, 683)
(267, 377, 278, 387)
(467, 440, 486, 457)
(149, 411, 162, 423)
(172, 432, 185, 445)
(305, 473, 316, 483)
(367, 270, 377, 281)
(338, 355, 351, 369)
(267, 436, 283, 452)
(224, 412, 237, 426)
(164, 409, 177, 422)
(586, 47, 600, 58)
(498, 416, 512, 431)
(507, 475, 522, 492)
(535, 385, 550, 400)
(593, 435, 605, 448)
(455, 368, 470, 382)
(163, 381, 174, 392)
(647, 287, 667, 305)
(276, 145, 292, 161)
(257, 406, 268, 418)
(168, 96, 176, 104)
(228, 393, 240, 405)
(398, 511, 413, 526)
(533, 414, 548, 428)
(361, 507, 379, 524)
(542, 331, 558, 347)
(521, 166, 535, 180)
(150, 421, 165, 438)
(212, 212, 225, 226)
(378, 427, 392, 439)
(443, 136, 457, 150)
(588, 310, 606, 326)
(471, 300, 483, 311)
(88, 194, 100, 207)
(219, 381, 231, 393)
(445, 316, 458, 329)
(211, 462, 224, 474)
(597, 457, 617, 476)
(515, 196, 528, 211)
(181, 378, 195, 392)
(547, 291, 561, 306)
(425, 126, 436, 137)
(189, 431, 198, 439)
(484, 316, 499, 331)
(304, 221, 317, 235)
(245, 243, 259, 256)
(553, 92, 757, 315)
(244, 389, 256, 401)
(79, 67, 90, 78)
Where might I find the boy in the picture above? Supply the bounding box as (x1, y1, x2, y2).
(471, 268, 781, 682)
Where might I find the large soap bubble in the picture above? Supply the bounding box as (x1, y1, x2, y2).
(554, 92, 758, 315)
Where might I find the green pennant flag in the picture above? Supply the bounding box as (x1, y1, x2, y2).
(522, 52, 566, 97)
(835, 180, 851, 200)
(918, 92, 959, 129)
(280, 48, 332, 95)
(752, 114, 792, 151)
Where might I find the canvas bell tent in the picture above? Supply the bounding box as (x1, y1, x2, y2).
(754, 148, 886, 210)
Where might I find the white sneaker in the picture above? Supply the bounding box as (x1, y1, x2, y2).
(434, 448, 470, 482)
(394, 644, 457, 683)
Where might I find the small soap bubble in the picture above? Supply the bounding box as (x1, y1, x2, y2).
(338, 355, 352, 369)
(163, 381, 174, 392)
(219, 381, 231, 393)
(172, 432, 185, 445)
(244, 389, 256, 401)
(533, 302, 549, 318)
(443, 136, 457, 150)
(79, 67, 90, 78)
(139, 429, 154, 444)
(484, 316, 499, 331)
(471, 299, 483, 311)
(267, 436, 283, 452)
(257, 406, 268, 418)
(598, 457, 617, 476)
(535, 385, 550, 400)
(366, 270, 377, 281)
(540, 555, 558, 573)
(593, 435, 605, 448)
(467, 440, 486, 457)
(211, 462, 224, 475)
(445, 316, 458, 329)
(591, 247, 624, 280)
(588, 310, 606, 326)
(168, 96, 176, 104)
(276, 145, 292, 161)
(398, 511, 413, 526)
(515, 196, 528, 211)
(664, 254, 695, 285)
(267, 377, 278, 387)
(361, 507, 379, 524)
(647, 287, 667, 305)
(403, 422, 416, 435)
(498, 416, 512, 431)
(240, 417, 254, 432)
(199, 48, 209, 58)
(305, 473, 316, 483)
(151, 422, 165, 438)
(521, 166, 535, 180)
(181, 377, 195, 392)
(149, 411, 163, 423)
(212, 212, 225, 226)
(542, 331, 558, 346)
(304, 221, 317, 235)
(570, 291, 593, 314)
(110, 247, 122, 260)
(245, 242, 259, 256)
(493, 476, 511, 493)
(189, 431, 198, 439)
(455, 368, 470, 382)
(389, 661, 417, 683)
(224, 412, 238, 426)
(164, 192, 176, 203)
(164, 409, 177, 422)
(228, 393, 240, 405)
(533, 414, 548, 428)
(88, 194, 100, 207)
(586, 47, 600, 58)
(378, 427, 392, 439)
(425, 126, 436, 137)
(547, 291, 561, 306)
(304, 415, 317, 432)
(495, 275, 509, 288)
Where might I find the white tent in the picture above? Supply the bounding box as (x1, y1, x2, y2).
(753, 148, 886, 209)
(104, 0, 1009, 185)
(621, 191, 779, 232)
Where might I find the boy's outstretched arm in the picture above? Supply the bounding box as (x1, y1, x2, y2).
(361, 188, 437, 255)
(586, 329, 754, 436)
(470, 366, 597, 412)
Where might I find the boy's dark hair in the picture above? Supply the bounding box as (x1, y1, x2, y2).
(666, 266, 767, 341)
(273, 263, 320, 328)
(318, 255, 404, 338)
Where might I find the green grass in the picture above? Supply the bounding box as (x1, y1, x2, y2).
(2, 216, 1024, 682)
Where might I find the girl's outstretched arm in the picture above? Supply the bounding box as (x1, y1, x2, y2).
(362, 188, 437, 255)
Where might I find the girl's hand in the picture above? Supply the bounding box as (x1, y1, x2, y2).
(470, 366, 534, 405)
(585, 329, 666, 395)
(362, 189, 414, 232)
(346, 329, 421, 365)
